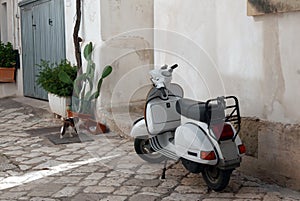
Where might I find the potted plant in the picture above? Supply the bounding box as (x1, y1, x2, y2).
(60, 42, 112, 133)
(36, 60, 77, 117)
(0, 41, 18, 82)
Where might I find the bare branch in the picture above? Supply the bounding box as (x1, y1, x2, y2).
(73, 0, 82, 72)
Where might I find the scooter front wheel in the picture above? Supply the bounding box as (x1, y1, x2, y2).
(134, 138, 166, 163)
(202, 166, 233, 192)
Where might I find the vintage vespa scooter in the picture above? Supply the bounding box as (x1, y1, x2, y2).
(130, 64, 246, 191)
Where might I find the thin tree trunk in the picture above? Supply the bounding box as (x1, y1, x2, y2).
(73, 0, 82, 72)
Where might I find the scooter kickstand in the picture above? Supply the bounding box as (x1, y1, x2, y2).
(160, 160, 168, 180)
(206, 187, 212, 194)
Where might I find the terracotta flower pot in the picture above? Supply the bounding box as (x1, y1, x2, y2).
(0, 67, 15, 82)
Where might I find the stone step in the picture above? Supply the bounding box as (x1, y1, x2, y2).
(102, 112, 143, 139)
(97, 101, 145, 138)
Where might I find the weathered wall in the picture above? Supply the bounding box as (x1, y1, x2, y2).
(0, 0, 23, 98)
(154, 0, 300, 189)
(240, 118, 300, 190)
(64, 0, 154, 111)
(154, 0, 300, 124)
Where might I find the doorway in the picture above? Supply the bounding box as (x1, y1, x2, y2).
(20, 0, 65, 100)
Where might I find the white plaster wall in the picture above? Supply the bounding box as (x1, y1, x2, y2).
(64, 0, 102, 65)
(154, 1, 220, 101)
(64, 0, 154, 109)
(154, 0, 300, 124)
(99, 0, 154, 108)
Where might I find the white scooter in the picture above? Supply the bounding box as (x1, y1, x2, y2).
(130, 64, 246, 191)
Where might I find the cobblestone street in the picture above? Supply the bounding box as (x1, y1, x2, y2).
(0, 97, 300, 201)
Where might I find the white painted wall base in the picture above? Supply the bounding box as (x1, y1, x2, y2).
(0, 83, 17, 98)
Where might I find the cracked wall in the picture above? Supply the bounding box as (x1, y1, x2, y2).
(64, 0, 154, 110)
(240, 117, 300, 190)
(154, 0, 300, 190)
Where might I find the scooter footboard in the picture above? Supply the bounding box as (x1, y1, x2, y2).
(175, 123, 218, 165)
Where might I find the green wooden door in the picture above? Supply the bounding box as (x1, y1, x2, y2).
(20, 0, 66, 100)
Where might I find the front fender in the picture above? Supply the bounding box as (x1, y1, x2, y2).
(130, 118, 149, 138)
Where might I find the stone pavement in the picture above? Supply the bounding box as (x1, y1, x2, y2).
(0, 97, 300, 201)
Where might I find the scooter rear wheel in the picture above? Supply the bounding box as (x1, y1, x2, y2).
(134, 138, 166, 163)
(202, 166, 233, 192)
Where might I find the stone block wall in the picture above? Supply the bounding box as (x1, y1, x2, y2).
(239, 117, 300, 190)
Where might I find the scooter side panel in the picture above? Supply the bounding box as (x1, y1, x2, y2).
(175, 123, 218, 165)
(130, 118, 149, 138)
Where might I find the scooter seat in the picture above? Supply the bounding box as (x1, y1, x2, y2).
(176, 98, 225, 124)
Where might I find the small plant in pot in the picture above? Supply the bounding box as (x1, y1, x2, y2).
(36, 60, 77, 117)
(0, 41, 18, 82)
(59, 42, 112, 133)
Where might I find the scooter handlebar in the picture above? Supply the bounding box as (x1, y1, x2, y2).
(170, 64, 178, 69)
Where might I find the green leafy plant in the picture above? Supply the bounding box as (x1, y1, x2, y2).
(36, 60, 77, 97)
(0, 41, 17, 67)
(60, 42, 112, 114)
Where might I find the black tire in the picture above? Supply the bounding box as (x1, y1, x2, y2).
(202, 166, 233, 192)
(134, 138, 166, 163)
